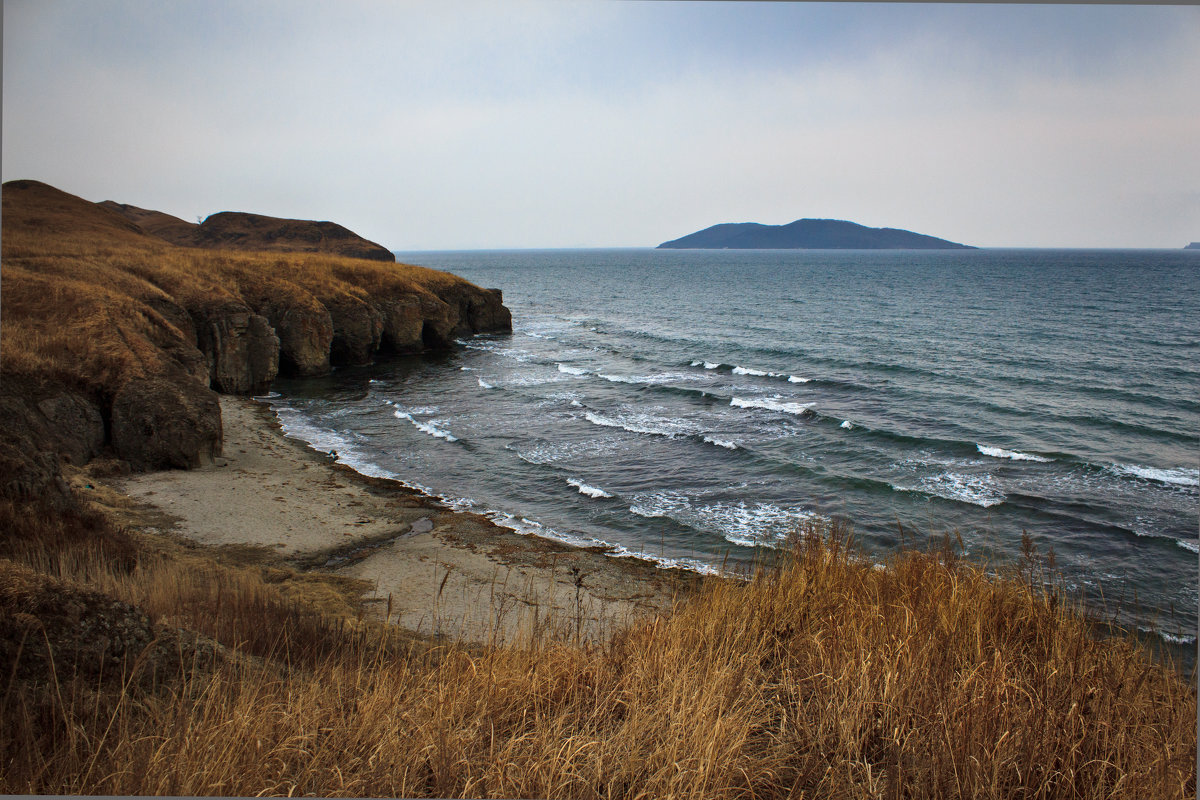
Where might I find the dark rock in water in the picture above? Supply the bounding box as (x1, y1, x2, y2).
(110, 377, 222, 470)
(433, 284, 513, 338)
(326, 293, 385, 366)
(658, 218, 975, 249)
(465, 288, 512, 334)
(1185, 242, 1200, 250)
(256, 297, 334, 377)
(195, 308, 280, 394)
(374, 294, 427, 354)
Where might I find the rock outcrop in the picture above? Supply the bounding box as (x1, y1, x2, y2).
(324, 294, 385, 366)
(194, 308, 280, 395)
(255, 298, 334, 377)
(110, 377, 222, 470)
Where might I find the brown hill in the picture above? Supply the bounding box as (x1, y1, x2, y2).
(100, 200, 396, 262)
(1, 179, 510, 504)
(95, 200, 201, 244)
(4, 179, 151, 248)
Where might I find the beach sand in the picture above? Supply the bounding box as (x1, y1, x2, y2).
(100, 396, 698, 644)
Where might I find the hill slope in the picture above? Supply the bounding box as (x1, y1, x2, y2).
(658, 218, 974, 249)
(100, 201, 396, 261)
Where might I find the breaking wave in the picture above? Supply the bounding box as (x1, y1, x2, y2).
(977, 444, 1054, 463)
(730, 396, 815, 416)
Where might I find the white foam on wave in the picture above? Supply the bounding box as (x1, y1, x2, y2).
(690, 360, 721, 370)
(1177, 539, 1200, 554)
(477, 377, 494, 389)
(597, 371, 692, 386)
(1108, 463, 1199, 488)
(1138, 626, 1198, 646)
(629, 491, 822, 548)
(512, 436, 628, 466)
(732, 366, 768, 377)
(730, 396, 815, 416)
(703, 436, 738, 450)
(977, 444, 1053, 463)
(393, 409, 458, 442)
(787, 375, 810, 383)
(269, 404, 721, 579)
(383, 400, 440, 416)
(840, 420, 854, 430)
(557, 363, 589, 376)
(893, 472, 1005, 508)
(582, 409, 699, 439)
(271, 406, 399, 481)
(498, 373, 569, 387)
(566, 477, 613, 499)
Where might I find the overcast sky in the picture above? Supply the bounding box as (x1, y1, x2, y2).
(4, 1, 1198, 249)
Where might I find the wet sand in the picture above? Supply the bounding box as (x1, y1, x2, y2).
(108, 396, 701, 643)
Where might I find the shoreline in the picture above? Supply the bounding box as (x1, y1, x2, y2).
(104, 395, 703, 644)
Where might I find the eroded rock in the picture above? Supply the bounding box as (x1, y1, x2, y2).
(325, 294, 384, 366)
(262, 301, 334, 377)
(196, 309, 280, 394)
(110, 376, 221, 470)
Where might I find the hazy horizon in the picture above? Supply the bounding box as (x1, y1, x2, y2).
(4, 1, 1197, 250)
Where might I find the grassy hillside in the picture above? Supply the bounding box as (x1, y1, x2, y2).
(1, 179, 509, 497)
(0, 180, 1193, 798)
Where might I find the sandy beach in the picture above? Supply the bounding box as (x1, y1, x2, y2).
(101, 396, 698, 644)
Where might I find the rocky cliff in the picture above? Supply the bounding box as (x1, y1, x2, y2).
(1, 180, 511, 505)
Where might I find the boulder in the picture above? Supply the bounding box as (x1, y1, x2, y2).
(432, 284, 513, 338)
(0, 425, 71, 507)
(195, 310, 280, 394)
(467, 287, 512, 333)
(36, 394, 106, 465)
(110, 377, 221, 469)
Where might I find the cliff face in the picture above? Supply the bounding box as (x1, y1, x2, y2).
(0, 180, 511, 504)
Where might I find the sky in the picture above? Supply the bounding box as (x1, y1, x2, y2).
(3, 1, 1198, 250)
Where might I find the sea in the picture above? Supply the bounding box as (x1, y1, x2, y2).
(263, 248, 1199, 665)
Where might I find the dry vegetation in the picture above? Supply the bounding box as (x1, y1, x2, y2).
(2, 503, 1194, 798)
(1, 228, 466, 395)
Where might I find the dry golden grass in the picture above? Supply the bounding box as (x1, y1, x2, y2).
(1, 228, 466, 395)
(2, 510, 1193, 799)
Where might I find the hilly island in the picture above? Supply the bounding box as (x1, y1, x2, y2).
(658, 218, 974, 249)
(0, 180, 1193, 798)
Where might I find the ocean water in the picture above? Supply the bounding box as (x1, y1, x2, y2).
(266, 248, 1199, 660)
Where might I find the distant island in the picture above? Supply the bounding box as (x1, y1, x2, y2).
(1185, 242, 1200, 250)
(657, 218, 975, 250)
